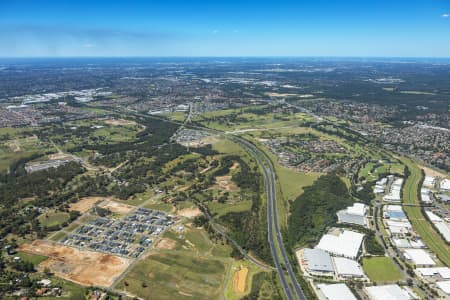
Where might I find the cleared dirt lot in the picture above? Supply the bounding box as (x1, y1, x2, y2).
(69, 197, 105, 213)
(421, 165, 447, 178)
(20, 240, 130, 287)
(155, 238, 177, 250)
(98, 199, 134, 214)
(215, 175, 239, 191)
(232, 267, 249, 293)
(104, 118, 137, 126)
(177, 207, 202, 218)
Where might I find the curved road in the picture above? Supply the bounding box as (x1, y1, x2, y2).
(235, 138, 306, 300)
(124, 109, 306, 300)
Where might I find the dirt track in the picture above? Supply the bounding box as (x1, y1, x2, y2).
(20, 240, 130, 287)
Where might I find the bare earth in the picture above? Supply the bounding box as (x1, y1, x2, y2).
(104, 118, 137, 126)
(155, 238, 177, 250)
(69, 197, 106, 213)
(177, 207, 202, 218)
(420, 165, 448, 178)
(98, 199, 135, 214)
(48, 153, 75, 160)
(229, 162, 240, 171)
(6, 140, 21, 152)
(215, 175, 239, 191)
(232, 267, 249, 293)
(20, 240, 130, 287)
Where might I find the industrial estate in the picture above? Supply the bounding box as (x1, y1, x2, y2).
(0, 56, 449, 300)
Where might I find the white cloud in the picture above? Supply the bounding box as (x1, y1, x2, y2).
(443, 13, 449, 18)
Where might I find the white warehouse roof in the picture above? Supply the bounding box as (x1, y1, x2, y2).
(423, 176, 435, 188)
(317, 283, 357, 300)
(437, 281, 450, 294)
(425, 210, 442, 222)
(417, 267, 450, 279)
(434, 222, 450, 243)
(316, 230, 364, 259)
(333, 257, 365, 277)
(404, 249, 436, 266)
(346, 203, 367, 216)
(386, 205, 403, 212)
(366, 284, 414, 300)
(441, 179, 450, 191)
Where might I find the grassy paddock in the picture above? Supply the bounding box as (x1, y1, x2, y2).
(362, 256, 403, 282)
(38, 212, 70, 227)
(117, 252, 228, 300)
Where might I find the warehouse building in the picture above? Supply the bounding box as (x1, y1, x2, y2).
(416, 267, 450, 280)
(403, 249, 436, 266)
(316, 229, 364, 259)
(302, 248, 334, 276)
(384, 205, 407, 221)
(440, 179, 450, 191)
(332, 256, 365, 279)
(436, 281, 450, 295)
(423, 176, 436, 188)
(337, 203, 367, 227)
(316, 283, 357, 300)
(365, 284, 417, 300)
(383, 177, 404, 202)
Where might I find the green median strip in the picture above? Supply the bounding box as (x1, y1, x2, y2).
(401, 158, 450, 266)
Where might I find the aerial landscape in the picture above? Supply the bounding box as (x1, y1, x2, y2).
(0, 1, 450, 300)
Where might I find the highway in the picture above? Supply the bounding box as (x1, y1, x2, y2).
(123, 109, 307, 299)
(235, 138, 306, 300)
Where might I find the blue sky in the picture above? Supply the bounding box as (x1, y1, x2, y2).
(0, 0, 449, 57)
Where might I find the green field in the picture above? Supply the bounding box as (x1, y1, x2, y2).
(38, 211, 70, 227)
(16, 251, 48, 266)
(207, 200, 252, 217)
(117, 225, 234, 299)
(401, 158, 450, 266)
(359, 161, 405, 182)
(118, 252, 228, 300)
(362, 256, 403, 282)
(40, 277, 87, 300)
(143, 201, 174, 212)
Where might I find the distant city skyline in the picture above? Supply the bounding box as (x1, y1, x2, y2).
(0, 0, 449, 57)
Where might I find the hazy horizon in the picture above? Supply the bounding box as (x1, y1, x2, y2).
(1, 0, 449, 57)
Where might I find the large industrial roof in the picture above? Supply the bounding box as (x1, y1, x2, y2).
(436, 281, 450, 295)
(333, 257, 365, 277)
(366, 284, 413, 300)
(404, 249, 436, 266)
(317, 283, 357, 300)
(316, 229, 364, 259)
(417, 267, 450, 279)
(303, 248, 334, 273)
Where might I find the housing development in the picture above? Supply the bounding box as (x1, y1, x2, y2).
(0, 57, 449, 300)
